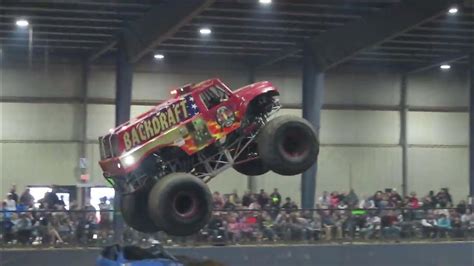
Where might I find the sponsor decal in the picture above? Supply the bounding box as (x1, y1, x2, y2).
(122, 96, 200, 151)
(216, 106, 235, 128)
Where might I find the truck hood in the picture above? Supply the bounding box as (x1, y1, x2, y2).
(233, 81, 277, 101)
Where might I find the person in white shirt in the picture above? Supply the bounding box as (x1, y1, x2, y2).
(4, 194, 16, 211)
(421, 214, 438, 238)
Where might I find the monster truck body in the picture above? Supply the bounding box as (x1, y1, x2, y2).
(98, 78, 319, 236)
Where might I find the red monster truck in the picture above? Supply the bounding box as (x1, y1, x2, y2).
(98, 78, 319, 236)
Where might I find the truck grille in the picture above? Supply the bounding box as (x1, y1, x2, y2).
(99, 133, 121, 160)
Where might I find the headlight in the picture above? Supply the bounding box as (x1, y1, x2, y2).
(123, 155, 135, 166)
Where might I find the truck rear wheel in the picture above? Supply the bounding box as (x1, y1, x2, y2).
(148, 173, 212, 236)
(233, 142, 269, 176)
(120, 187, 160, 233)
(258, 115, 319, 175)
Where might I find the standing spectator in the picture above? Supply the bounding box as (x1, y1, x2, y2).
(436, 188, 452, 208)
(408, 192, 420, 209)
(9, 185, 18, 203)
(318, 191, 331, 207)
(456, 200, 467, 215)
(19, 189, 35, 208)
(43, 188, 60, 209)
(223, 194, 236, 210)
(389, 189, 402, 207)
(99, 197, 112, 240)
(329, 192, 340, 208)
(345, 189, 359, 208)
(270, 188, 281, 208)
(228, 189, 240, 205)
(281, 197, 298, 213)
(257, 189, 269, 208)
(359, 196, 375, 209)
(241, 191, 252, 207)
(212, 191, 224, 209)
(4, 194, 17, 211)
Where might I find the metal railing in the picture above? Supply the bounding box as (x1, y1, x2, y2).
(1, 207, 472, 248)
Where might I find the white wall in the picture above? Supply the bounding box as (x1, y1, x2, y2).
(0, 62, 470, 203)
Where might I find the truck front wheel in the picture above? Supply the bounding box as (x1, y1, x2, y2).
(148, 173, 212, 236)
(258, 115, 319, 175)
(120, 186, 160, 233)
(233, 142, 269, 176)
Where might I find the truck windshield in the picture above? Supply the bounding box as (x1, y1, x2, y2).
(200, 85, 230, 109)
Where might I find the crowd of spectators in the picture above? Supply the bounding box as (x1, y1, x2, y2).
(1, 185, 113, 246)
(195, 188, 474, 244)
(1, 185, 473, 247)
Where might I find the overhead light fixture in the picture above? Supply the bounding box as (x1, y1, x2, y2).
(15, 19, 29, 27)
(259, 0, 272, 4)
(153, 53, 164, 60)
(440, 64, 451, 70)
(448, 7, 458, 14)
(199, 28, 212, 35)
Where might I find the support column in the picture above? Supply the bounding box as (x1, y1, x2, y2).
(113, 34, 133, 243)
(301, 41, 324, 209)
(78, 61, 90, 207)
(247, 67, 258, 193)
(400, 74, 408, 197)
(469, 53, 474, 198)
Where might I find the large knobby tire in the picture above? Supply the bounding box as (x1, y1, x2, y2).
(233, 142, 269, 176)
(120, 187, 160, 233)
(258, 115, 319, 175)
(148, 173, 212, 236)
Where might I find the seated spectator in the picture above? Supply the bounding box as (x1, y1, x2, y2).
(436, 214, 452, 238)
(360, 212, 380, 239)
(421, 213, 438, 238)
(321, 210, 341, 241)
(380, 210, 401, 239)
(207, 212, 227, 242)
(14, 212, 33, 244)
(451, 216, 464, 238)
(307, 213, 322, 241)
(259, 211, 276, 241)
(461, 209, 474, 231)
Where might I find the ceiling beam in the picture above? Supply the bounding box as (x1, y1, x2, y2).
(88, 0, 215, 63)
(405, 51, 471, 74)
(257, 0, 464, 70)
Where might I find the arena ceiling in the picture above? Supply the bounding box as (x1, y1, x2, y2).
(0, 0, 473, 70)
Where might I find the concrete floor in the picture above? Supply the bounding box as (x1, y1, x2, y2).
(1, 241, 473, 266)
